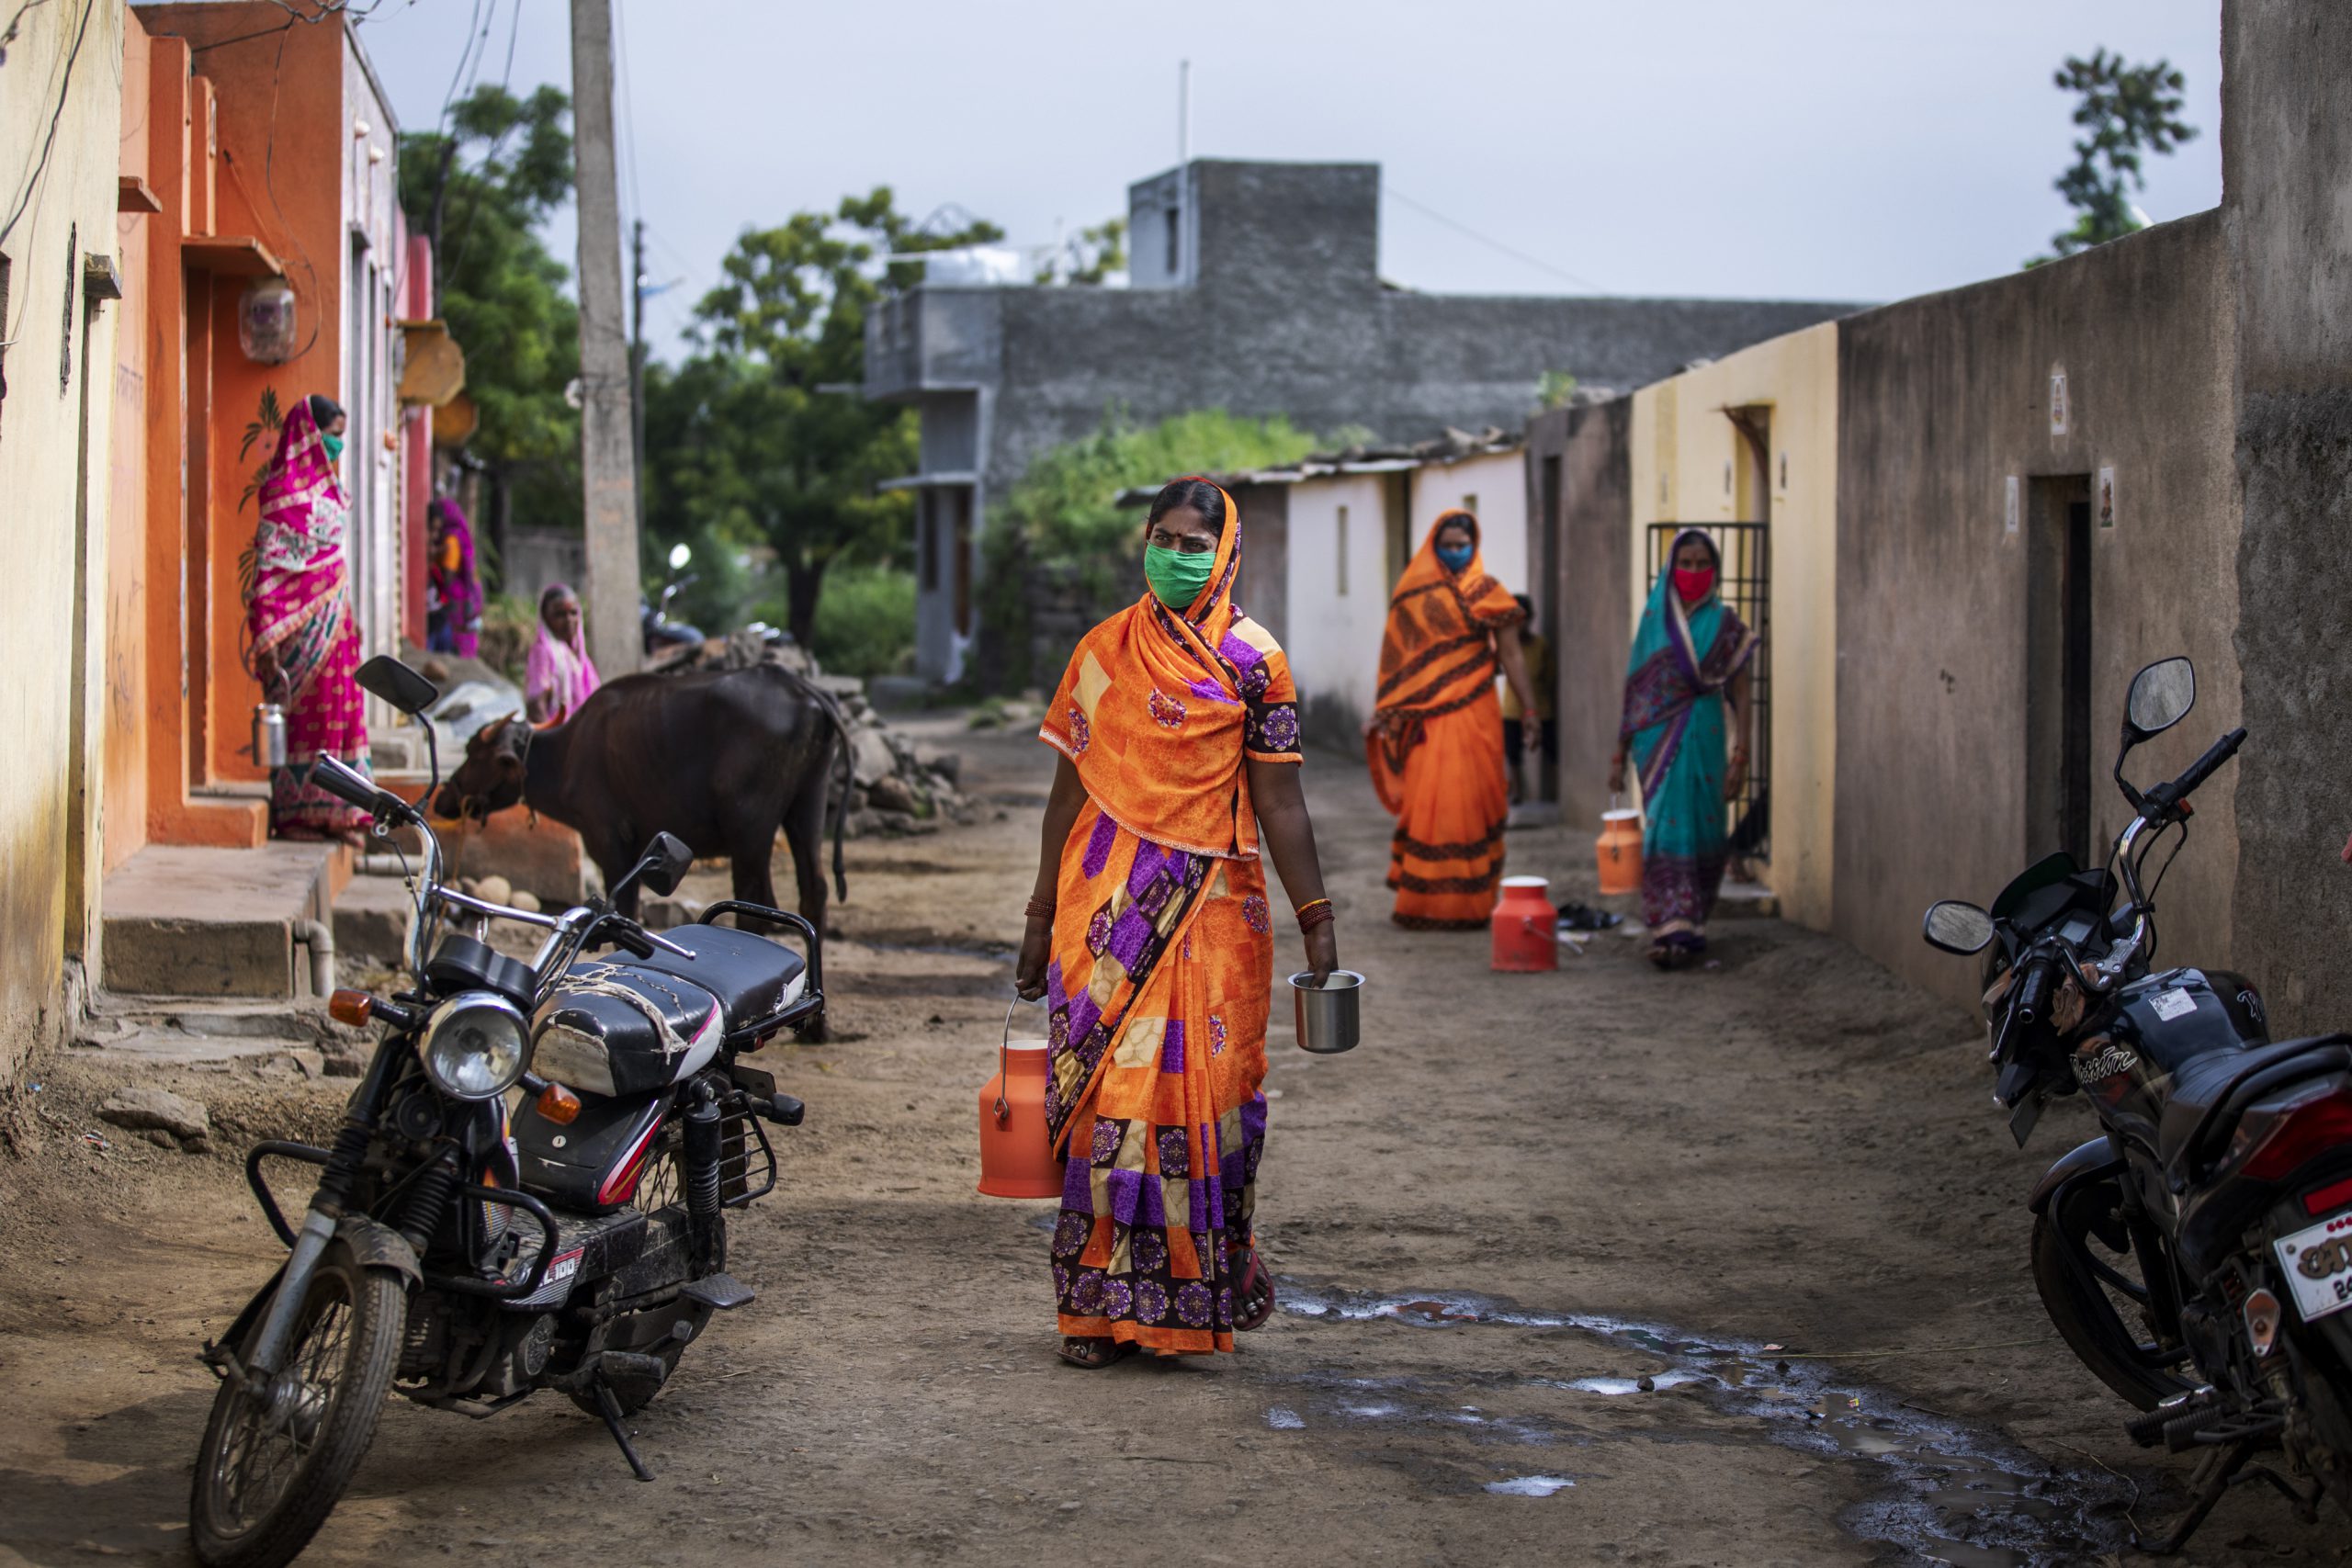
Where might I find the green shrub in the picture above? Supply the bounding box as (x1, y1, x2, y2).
(803, 564, 916, 678)
(975, 407, 1317, 692)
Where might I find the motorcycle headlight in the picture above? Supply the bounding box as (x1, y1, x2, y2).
(420, 991, 530, 1100)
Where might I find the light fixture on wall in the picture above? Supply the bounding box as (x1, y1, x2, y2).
(238, 276, 298, 364)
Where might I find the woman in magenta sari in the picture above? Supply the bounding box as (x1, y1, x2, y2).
(245, 393, 372, 841)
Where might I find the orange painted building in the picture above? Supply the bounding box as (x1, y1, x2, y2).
(107, 4, 426, 856)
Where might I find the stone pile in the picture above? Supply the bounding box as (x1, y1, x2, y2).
(813, 673, 985, 839)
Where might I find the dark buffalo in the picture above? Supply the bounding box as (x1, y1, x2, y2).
(435, 664, 848, 925)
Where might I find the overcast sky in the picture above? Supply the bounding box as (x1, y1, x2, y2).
(351, 0, 2226, 361)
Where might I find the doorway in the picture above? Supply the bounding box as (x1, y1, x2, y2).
(2025, 474, 2094, 864)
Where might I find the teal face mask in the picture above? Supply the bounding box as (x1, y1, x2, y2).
(322, 433, 345, 463)
(1436, 542, 1473, 572)
(1144, 544, 1216, 610)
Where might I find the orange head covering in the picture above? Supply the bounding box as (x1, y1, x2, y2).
(1367, 509, 1523, 809)
(1040, 479, 1283, 859)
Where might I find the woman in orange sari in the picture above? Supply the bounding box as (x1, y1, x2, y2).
(1015, 477, 1340, 1369)
(1367, 510, 1539, 928)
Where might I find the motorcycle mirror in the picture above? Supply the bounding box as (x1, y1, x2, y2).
(1922, 899, 1996, 955)
(668, 542, 692, 571)
(2123, 657, 2195, 742)
(356, 655, 441, 718)
(617, 830, 695, 900)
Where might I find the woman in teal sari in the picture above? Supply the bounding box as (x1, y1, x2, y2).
(1608, 529, 1759, 969)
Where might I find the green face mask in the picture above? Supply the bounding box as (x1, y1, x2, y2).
(1144, 544, 1216, 610)
(322, 433, 345, 463)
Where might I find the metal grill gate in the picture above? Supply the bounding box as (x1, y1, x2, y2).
(1645, 523, 1770, 866)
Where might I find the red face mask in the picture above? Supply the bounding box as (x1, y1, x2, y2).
(1673, 566, 1716, 605)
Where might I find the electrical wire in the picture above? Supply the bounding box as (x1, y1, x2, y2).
(0, 0, 96, 255)
(438, 0, 527, 293)
(1381, 183, 1611, 295)
(613, 0, 645, 231)
(434, 0, 488, 135)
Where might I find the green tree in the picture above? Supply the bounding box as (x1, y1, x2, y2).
(645, 189, 1001, 648)
(398, 85, 581, 571)
(2027, 50, 2197, 268)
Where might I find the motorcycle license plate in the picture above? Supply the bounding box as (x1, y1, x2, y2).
(2273, 1212, 2352, 1323)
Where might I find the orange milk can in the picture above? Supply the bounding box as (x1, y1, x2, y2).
(1597, 805, 1645, 897)
(978, 998, 1062, 1199)
(1490, 875, 1559, 972)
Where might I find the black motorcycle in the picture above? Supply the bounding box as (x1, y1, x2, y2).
(1923, 655, 2352, 1551)
(189, 655, 822, 1568)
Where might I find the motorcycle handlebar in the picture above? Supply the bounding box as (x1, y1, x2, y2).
(2013, 953, 2059, 1028)
(2161, 727, 2247, 813)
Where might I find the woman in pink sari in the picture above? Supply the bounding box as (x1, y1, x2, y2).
(526, 583, 602, 723)
(245, 394, 372, 841)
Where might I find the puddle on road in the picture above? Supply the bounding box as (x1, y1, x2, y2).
(1275, 1283, 2125, 1566)
(1486, 1474, 1577, 1496)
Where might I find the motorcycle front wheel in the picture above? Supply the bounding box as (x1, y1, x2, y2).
(2030, 1192, 2196, 1411)
(189, 1241, 407, 1568)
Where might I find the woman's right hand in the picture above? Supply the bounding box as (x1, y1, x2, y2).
(1607, 756, 1626, 795)
(254, 647, 288, 704)
(1014, 913, 1053, 1000)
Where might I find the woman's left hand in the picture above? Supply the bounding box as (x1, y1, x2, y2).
(1304, 924, 1338, 988)
(1726, 750, 1748, 802)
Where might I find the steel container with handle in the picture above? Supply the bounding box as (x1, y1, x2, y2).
(1290, 969, 1363, 1055)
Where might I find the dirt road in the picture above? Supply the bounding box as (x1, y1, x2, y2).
(0, 717, 2329, 1565)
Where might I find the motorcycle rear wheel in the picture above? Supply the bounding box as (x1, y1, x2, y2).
(189, 1242, 407, 1568)
(2030, 1201, 2196, 1412)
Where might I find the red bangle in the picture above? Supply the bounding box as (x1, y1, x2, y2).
(1295, 900, 1335, 932)
(1023, 897, 1056, 921)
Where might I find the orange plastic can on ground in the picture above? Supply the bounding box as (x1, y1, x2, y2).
(1597, 808, 1644, 897)
(978, 1003, 1062, 1199)
(1491, 875, 1559, 972)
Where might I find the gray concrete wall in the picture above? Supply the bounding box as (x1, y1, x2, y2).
(866, 159, 1860, 680)
(1526, 400, 1634, 830)
(2224, 2, 2352, 1034)
(1834, 211, 2240, 1010)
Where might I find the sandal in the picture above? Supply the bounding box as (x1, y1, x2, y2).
(1233, 1247, 1276, 1332)
(1057, 1335, 1138, 1370)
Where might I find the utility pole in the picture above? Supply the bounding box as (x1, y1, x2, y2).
(571, 0, 641, 681)
(630, 217, 647, 532)
(1178, 60, 1190, 164)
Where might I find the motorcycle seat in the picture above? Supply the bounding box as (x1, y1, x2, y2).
(2155, 1034, 2352, 1175)
(532, 961, 725, 1099)
(624, 923, 808, 1043)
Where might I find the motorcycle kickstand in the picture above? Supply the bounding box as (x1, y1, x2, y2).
(2132, 1439, 2251, 1556)
(590, 1379, 656, 1483)
(2236, 1458, 2324, 1526)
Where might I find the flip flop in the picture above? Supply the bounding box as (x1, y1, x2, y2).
(1233, 1247, 1276, 1332)
(1057, 1336, 1138, 1370)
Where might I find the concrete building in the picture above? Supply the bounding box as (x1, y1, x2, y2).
(1831, 214, 2241, 1008)
(1, 0, 137, 1083)
(1629, 325, 1841, 932)
(2, 1, 440, 1084)
(1523, 398, 1633, 829)
(2222, 3, 2352, 1036)
(865, 158, 1861, 681)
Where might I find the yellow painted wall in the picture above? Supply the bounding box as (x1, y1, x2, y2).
(0, 0, 130, 1082)
(1627, 322, 1839, 931)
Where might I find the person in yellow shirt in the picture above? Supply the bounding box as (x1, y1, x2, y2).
(1500, 594, 1555, 804)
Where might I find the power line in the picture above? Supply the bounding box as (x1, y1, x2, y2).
(1381, 184, 1610, 295)
(613, 0, 644, 231)
(0, 0, 96, 267)
(434, 0, 488, 135)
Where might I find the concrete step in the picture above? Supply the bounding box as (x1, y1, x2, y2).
(100, 841, 335, 999)
(72, 991, 365, 1076)
(334, 872, 417, 967)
